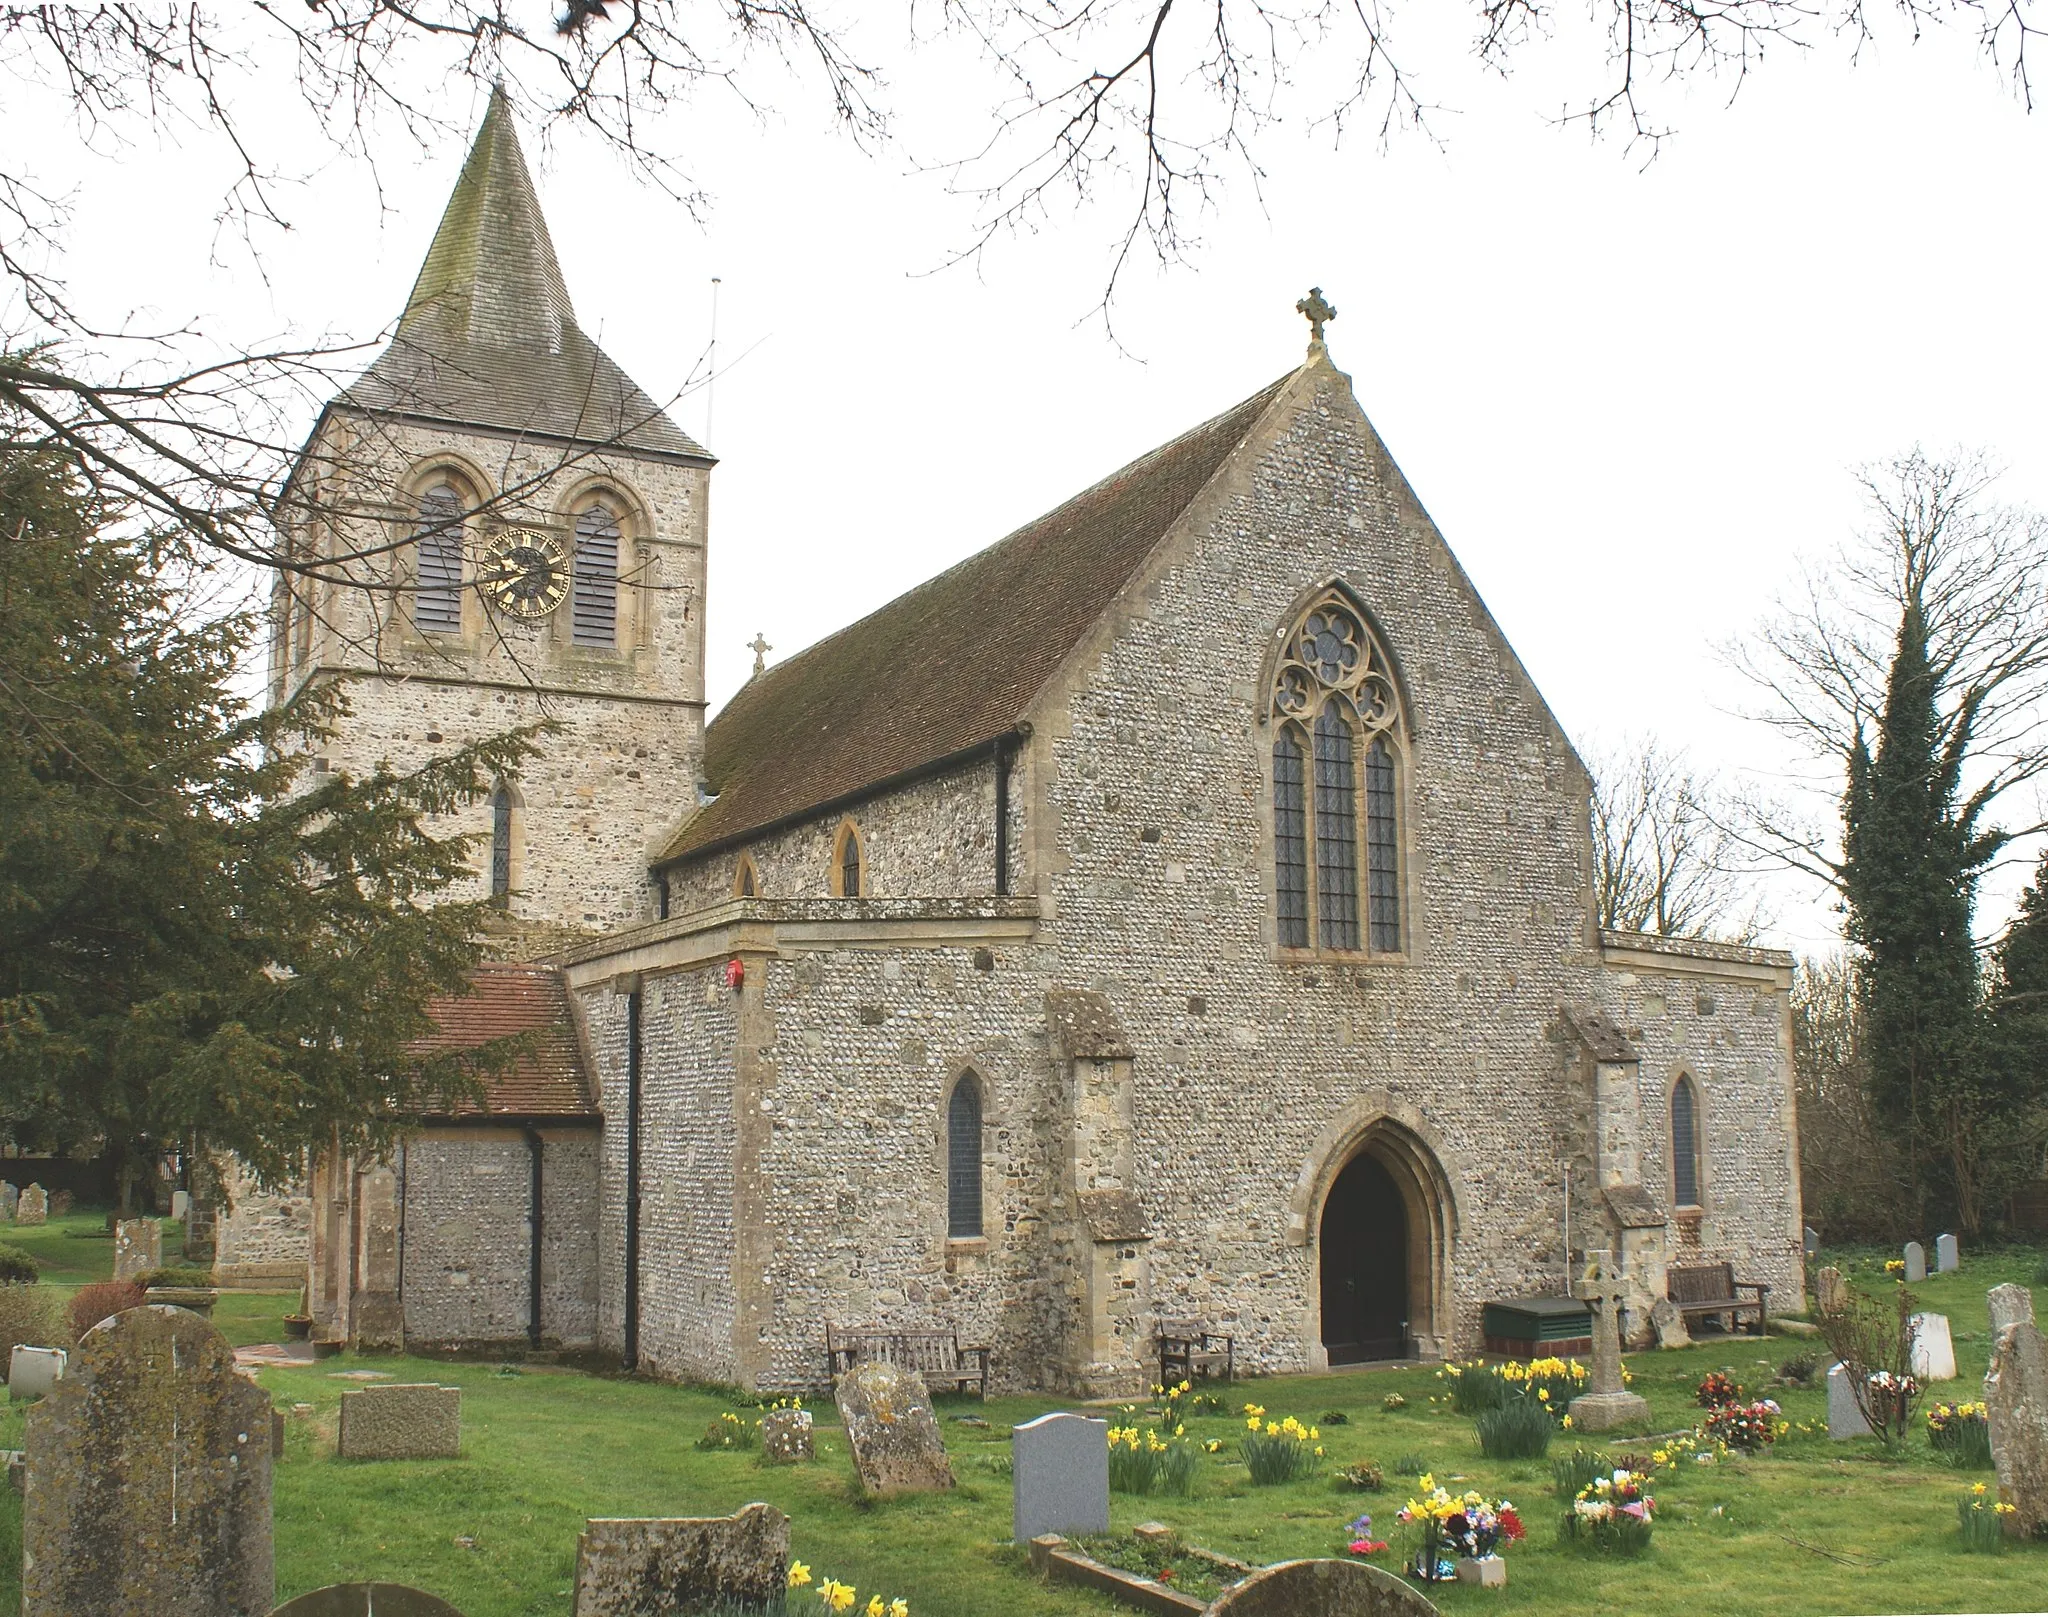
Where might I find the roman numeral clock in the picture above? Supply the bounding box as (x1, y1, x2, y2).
(481, 527, 571, 619)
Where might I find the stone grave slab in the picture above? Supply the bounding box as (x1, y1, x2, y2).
(1013, 1412, 1110, 1543)
(1804, 1226, 1820, 1256)
(112, 1218, 162, 1283)
(760, 1406, 814, 1463)
(1202, 1558, 1440, 1616)
(1985, 1284, 2048, 1537)
(49, 1189, 73, 1217)
(835, 1358, 955, 1494)
(1903, 1241, 1927, 1283)
(338, 1384, 460, 1460)
(0, 1182, 16, 1220)
(171, 1189, 191, 1221)
(1909, 1313, 1957, 1381)
(23, 1304, 273, 1617)
(1936, 1233, 1959, 1273)
(1989, 1282, 2036, 1336)
(1815, 1266, 1848, 1315)
(1648, 1297, 1690, 1350)
(8, 1345, 66, 1401)
(270, 1585, 468, 1616)
(573, 1503, 789, 1616)
(1827, 1362, 1873, 1440)
(16, 1185, 46, 1226)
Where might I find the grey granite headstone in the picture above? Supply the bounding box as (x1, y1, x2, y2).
(1202, 1558, 1440, 1616)
(338, 1384, 460, 1460)
(8, 1345, 66, 1401)
(1815, 1266, 1848, 1314)
(270, 1586, 468, 1616)
(1903, 1241, 1926, 1283)
(1013, 1412, 1110, 1543)
(1804, 1226, 1820, 1256)
(835, 1358, 956, 1494)
(16, 1184, 46, 1226)
(1985, 1284, 2048, 1537)
(112, 1218, 162, 1283)
(1909, 1312, 1957, 1381)
(760, 1406, 814, 1463)
(23, 1305, 273, 1617)
(1827, 1361, 1873, 1440)
(1936, 1233, 1959, 1273)
(573, 1503, 789, 1616)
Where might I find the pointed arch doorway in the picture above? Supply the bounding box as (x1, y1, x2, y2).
(1319, 1151, 1411, 1363)
(1309, 1117, 1454, 1366)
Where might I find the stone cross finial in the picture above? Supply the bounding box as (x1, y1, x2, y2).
(748, 633, 771, 676)
(1296, 287, 1337, 346)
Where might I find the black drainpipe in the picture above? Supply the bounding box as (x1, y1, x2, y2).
(994, 738, 1012, 897)
(623, 982, 643, 1371)
(523, 1126, 544, 1350)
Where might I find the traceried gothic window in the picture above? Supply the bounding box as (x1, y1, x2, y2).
(489, 785, 512, 905)
(947, 1073, 984, 1239)
(1672, 1075, 1702, 1208)
(413, 481, 466, 635)
(1269, 593, 1407, 956)
(572, 499, 621, 648)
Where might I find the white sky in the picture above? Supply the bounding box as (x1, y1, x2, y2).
(9, 11, 2046, 957)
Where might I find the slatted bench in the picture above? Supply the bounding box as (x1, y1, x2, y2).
(1157, 1320, 1235, 1388)
(825, 1323, 991, 1399)
(1667, 1262, 1769, 1336)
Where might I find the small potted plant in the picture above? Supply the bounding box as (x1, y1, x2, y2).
(283, 1287, 313, 1340)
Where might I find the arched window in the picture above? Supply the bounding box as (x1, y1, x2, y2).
(1269, 592, 1408, 955)
(834, 821, 864, 898)
(733, 855, 759, 899)
(947, 1074, 984, 1239)
(413, 481, 465, 635)
(489, 785, 512, 905)
(1672, 1075, 1701, 1208)
(572, 500, 620, 648)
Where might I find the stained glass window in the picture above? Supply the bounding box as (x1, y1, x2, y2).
(413, 483, 464, 635)
(1274, 728, 1309, 948)
(1365, 736, 1400, 952)
(490, 786, 512, 904)
(572, 502, 620, 647)
(948, 1075, 984, 1238)
(1672, 1076, 1701, 1207)
(1313, 705, 1361, 951)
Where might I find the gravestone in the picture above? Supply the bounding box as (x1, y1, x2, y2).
(1984, 1283, 2048, 1538)
(1909, 1312, 1957, 1381)
(8, 1345, 66, 1401)
(760, 1406, 814, 1463)
(1936, 1233, 1959, 1273)
(1648, 1297, 1691, 1350)
(338, 1383, 461, 1459)
(1815, 1266, 1848, 1315)
(49, 1189, 73, 1217)
(271, 1587, 468, 1616)
(1827, 1362, 1873, 1440)
(1013, 1412, 1110, 1542)
(16, 1185, 46, 1226)
(171, 1189, 191, 1221)
(1903, 1241, 1927, 1283)
(834, 1358, 956, 1494)
(0, 1182, 16, 1220)
(1803, 1226, 1820, 1257)
(112, 1218, 162, 1283)
(23, 1304, 273, 1617)
(1201, 1558, 1440, 1616)
(573, 1503, 789, 1616)
(1567, 1251, 1650, 1431)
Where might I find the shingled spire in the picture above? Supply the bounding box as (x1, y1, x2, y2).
(340, 87, 706, 460)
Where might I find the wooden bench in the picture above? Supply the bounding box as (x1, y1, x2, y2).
(825, 1324, 991, 1399)
(1667, 1263, 1769, 1336)
(1157, 1320, 1235, 1388)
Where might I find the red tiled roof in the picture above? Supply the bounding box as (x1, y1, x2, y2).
(411, 962, 597, 1120)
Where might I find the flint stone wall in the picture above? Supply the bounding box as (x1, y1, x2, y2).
(213, 1157, 312, 1283)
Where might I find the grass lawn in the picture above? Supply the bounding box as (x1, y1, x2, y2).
(0, 1241, 2041, 1614)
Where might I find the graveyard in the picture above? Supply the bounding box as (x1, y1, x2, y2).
(0, 1211, 2043, 1616)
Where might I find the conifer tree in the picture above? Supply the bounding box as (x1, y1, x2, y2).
(1981, 854, 2048, 1206)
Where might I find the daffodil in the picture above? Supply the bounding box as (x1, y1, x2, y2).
(788, 1562, 813, 1590)
(866, 1597, 886, 1617)
(891, 1602, 911, 1617)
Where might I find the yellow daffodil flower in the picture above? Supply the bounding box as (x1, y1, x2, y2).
(788, 1562, 813, 1589)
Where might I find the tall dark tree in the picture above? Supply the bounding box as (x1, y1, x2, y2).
(0, 429, 541, 1209)
(1981, 853, 2048, 1210)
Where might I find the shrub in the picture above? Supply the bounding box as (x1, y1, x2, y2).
(1436, 1360, 1506, 1413)
(0, 1284, 68, 1363)
(1321, 1410, 1349, 1425)
(1336, 1460, 1385, 1491)
(67, 1280, 145, 1341)
(692, 1412, 760, 1452)
(1552, 1448, 1614, 1504)
(135, 1266, 213, 1289)
(1392, 1453, 1427, 1476)
(1240, 1410, 1321, 1485)
(1476, 1397, 1554, 1460)
(1928, 1402, 1995, 1469)
(1778, 1355, 1818, 1387)
(1958, 1484, 2014, 1551)
(0, 1245, 40, 1285)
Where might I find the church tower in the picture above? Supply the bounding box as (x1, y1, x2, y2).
(269, 88, 710, 938)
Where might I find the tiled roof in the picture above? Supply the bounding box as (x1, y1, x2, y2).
(657, 374, 1292, 864)
(339, 87, 706, 462)
(411, 962, 597, 1120)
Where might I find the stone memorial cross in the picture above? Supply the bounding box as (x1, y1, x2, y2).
(1567, 1251, 1650, 1431)
(1013, 1413, 1110, 1543)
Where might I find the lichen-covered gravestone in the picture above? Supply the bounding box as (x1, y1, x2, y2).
(1201, 1558, 1440, 1616)
(112, 1218, 162, 1283)
(23, 1304, 273, 1617)
(1984, 1282, 2048, 1538)
(1936, 1233, 1960, 1273)
(1648, 1297, 1691, 1350)
(834, 1359, 956, 1494)
(49, 1188, 74, 1217)
(338, 1383, 461, 1459)
(16, 1184, 46, 1226)
(760, 1406, 814, 1463)
(1827, 1362, 1873, 1440)
(1815, 1266, 1848, 1315)
(1013, 1413, 1110, 1542)
(573, 1503, 789, 1616)
(1909, 1313, 1957, 1382)
(0, 1182, 17, 1220)
(270, 1586, 468, 1616)
(1903, 1241, 1927, 1283)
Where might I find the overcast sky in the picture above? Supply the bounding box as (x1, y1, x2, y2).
(9, 12, 2046, 955)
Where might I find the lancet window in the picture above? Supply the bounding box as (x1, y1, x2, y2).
(1672, 1075, 1702, 1209)
(947, 1073, 985, 1239)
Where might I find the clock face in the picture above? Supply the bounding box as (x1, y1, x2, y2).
(481, 528, 569, 619)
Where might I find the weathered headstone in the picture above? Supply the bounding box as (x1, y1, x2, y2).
(16, 1184, 46, 1226)
(1648, 1296, 1691, 1350)
(48, 1189, 73, 1217)
(23, 1305, 273, 1617)
(1903, 1241, 1927, 1283)
(112, 1218, 162, 1283)
(337, 1383, 461, 1460)
(171, 1189, 191, 1222)
(270, 1585, 468, 1616)
(0, 1182, 17, 1220)
(1803, 1226, 1820, 1257)
(834, 1358, 956, 1494)
(1827, 1361, 1873, 1440)
(1984, 1283, 2048, 1538)
(1567, 1251, 1650, 1431)
(1936, 1233, 1959, 1273)
(1815, 1266, 1848, 1315)
(1013, 1412, 1110, 1543)
(760, 1406, 814, 1463)
(1909, 1312, 1957, 1382)
(1201, 1558, 1440, 1616)
(573, 1503, 790, 1617)
(8, 1345, 66, 1401)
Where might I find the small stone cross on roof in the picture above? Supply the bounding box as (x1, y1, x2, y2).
(1296, 286, 1337, 346)
(749, 633, 772, 676)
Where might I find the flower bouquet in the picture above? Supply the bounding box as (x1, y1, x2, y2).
(1397, 1477, 1523, 1581)
(1563, 1468, 1656, 1555)
(1703, 1398, 1783, 1453)
(1695, 1371, 1740, 1408)
(1344, 1513, 1390, 1557)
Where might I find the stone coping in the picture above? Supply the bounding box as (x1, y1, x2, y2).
(1599, 929, 1794, 976)
(1028, 1536, 1209, 1616)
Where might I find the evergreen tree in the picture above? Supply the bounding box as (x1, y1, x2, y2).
(0, 434, 540, 1209)
(1981, 854, 2048, 1208)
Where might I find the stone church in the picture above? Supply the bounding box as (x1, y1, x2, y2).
(262, 89, 1804, 1391)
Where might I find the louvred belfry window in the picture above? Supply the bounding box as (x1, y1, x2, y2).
(1269, 592, 1409, 956)
(413, 482, 465, 635)
(572, 501, 620, 647)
